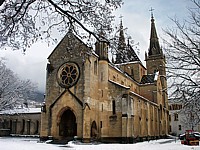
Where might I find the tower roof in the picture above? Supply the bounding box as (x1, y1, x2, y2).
(118, 19, 126, 51)
(127, 43, 141, 62)
(148, 15, 162, 56)
(115, 19, 127, 64)
(115, 19, 142, 64)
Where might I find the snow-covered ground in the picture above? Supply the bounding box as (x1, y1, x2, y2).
(0, 137, 199, 150)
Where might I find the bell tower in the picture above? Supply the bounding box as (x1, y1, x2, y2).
(146, 13, 167, 97)
(145, 13, 168, 136)
(145, 14, 167, 104)
(145, 14, 166, 76)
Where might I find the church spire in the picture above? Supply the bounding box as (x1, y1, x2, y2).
(115, 18, 127, 64)
(118, 19, 126, 52)
(119, 19, 126, 45)
(148, 13, 163, 56)
(146, 13, 166, 75)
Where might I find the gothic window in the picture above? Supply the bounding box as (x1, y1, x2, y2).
(35, 120, 39, 134)
(21, 119, 25, 133)
(57, 62, 80, 88)
(27, 120, 31, 135)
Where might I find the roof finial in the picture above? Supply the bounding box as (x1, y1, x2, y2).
(149, 7, 154, 19)
(119, 15, 123, 29)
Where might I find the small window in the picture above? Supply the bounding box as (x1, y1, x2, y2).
(131, 69, 134, 76)
(169, 125, 172, 132)
(100, 121, 102, 128)
(101, 72, 103, 81)
(113, 75, 116, 80)
(174, 113, 178, 121)
(169, 115, 171, 122)
(94, 60, 97, 75)
(178, 125, 181, 130)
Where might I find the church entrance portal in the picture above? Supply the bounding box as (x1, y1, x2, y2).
(59, 109, 77, 138)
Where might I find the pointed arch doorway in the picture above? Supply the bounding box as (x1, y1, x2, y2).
(59, 109, 77, 139)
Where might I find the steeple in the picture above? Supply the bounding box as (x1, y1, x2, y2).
(118, 19, 126, 48)
(148, 14, 163, 56)
(115, 19, 142, 64)
(115, 19, 126, 64)
(146, 14, 166, 75)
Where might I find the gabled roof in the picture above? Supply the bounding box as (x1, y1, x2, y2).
(127, 44, 141, 62)
(47, 30, 91, 60)
(140, 71, 159, 84)
(140, 74, 155, 84)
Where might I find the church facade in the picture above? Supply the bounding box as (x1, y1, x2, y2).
(40, 16, 169, 143)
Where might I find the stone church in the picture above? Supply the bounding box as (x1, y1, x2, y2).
(40, 15, 169, 143)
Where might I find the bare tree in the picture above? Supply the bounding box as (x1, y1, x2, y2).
(0, 58, 37, 111)
(163, 0, 200, 129)
(0, 0, 123, 52)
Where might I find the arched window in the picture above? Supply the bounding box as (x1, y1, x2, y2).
(94, 60, 97, 75)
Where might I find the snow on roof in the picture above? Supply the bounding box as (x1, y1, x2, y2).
(109, 80, 130, 89)
(0, 108, 41, 115)
(115, 61, 141, 65)
(154, 71, 159, 81)
(140, 74, 155, 84)
(115, 61, 146, 69)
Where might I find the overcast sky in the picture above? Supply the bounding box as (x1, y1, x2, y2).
(0, 0, 194, 93)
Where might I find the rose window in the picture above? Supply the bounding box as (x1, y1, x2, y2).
(57, 62, 80, 88)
